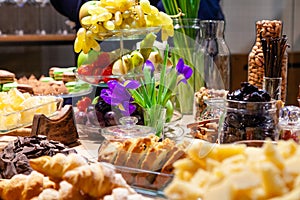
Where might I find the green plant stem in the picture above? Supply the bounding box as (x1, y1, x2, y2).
(157, 45, 169, 105)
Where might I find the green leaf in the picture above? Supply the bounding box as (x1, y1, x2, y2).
(130, 89, 145, 108)
(157, 45, 169, 105)
(139, 33, 157, 61)
(92, 96, 99, 105)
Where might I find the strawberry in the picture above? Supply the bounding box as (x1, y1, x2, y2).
(77, 97, 92, 112)
(101, 65, 114, 83)
(77, 64, 93, 76)
(93, 52, 111, 68)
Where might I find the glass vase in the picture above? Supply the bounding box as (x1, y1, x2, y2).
(263, 77, 282, 100)
(195, 20, 230, 91)
(170, 18, 202, 114)
(143, 105, 166, 138)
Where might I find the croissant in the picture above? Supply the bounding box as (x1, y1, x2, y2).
(36, 188, 60, 200)
(29, 154, 65, 181)
(103, 187, 154, 200)
(29, 153, 88, 181)
(58, 181, 87, 200)
(63, 162, 120, 198)
(21, 171, 44, 200)
(0, 174, 27, 200)
(0, 171, 57, 200)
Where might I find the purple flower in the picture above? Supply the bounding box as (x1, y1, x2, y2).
(100, 80, 140, 116)
(176, 58, 193, 84)
(143, 60, 155, 75)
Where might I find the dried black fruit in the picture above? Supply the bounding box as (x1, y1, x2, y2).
(221, 82, 277, 143)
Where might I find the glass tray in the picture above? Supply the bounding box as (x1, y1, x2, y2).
(94, 26, 161, 41)
(75, 71, 145, 86)
(57, 86, 93, 98)
(0, 96, 63, 133)
(100, 161, 171, 199)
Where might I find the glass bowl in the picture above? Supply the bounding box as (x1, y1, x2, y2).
(75, 71, 145, 86)
(219, 99, 279, 143)
(233, 140, 277, 147)
(0, 96, 63, 133)
(94, 26, 161, 41)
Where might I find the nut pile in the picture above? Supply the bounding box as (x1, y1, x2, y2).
(193, 87, 227, 121)
(248, 20, 287, 102)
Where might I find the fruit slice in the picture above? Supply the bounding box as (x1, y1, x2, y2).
(8, 88, 25, 110)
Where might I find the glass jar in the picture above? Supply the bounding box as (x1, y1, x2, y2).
(219, 99, 279, 143)
(279, 106, 300, 143)
(101, 116, 155, 141)
(193, 87, 228, 121)
(171, 18, 201, 114)
(248, 20, 288, 102)
(195, 20, 230, 90)
(200, 98, 225, 121)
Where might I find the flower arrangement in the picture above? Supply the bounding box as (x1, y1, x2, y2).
(162, 0, 203, 114)
(100, 45, 192, 137)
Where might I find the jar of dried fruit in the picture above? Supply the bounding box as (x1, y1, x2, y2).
(248, 20, 288, 102)
(219, 82, 280, 144)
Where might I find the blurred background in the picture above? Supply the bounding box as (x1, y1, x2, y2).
(0, 0, 299, 105)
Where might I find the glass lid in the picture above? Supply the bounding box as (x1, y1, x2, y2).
(101, 116, 155, 140)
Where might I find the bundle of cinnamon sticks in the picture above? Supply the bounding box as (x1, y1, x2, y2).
(261, 35, 289, 78)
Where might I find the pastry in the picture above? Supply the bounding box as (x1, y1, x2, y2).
(98, 141, 123, 163)
(21, 171, 44, 200)
(0, 171, 57, 200)
(135, 138, 176, 186)
(58, 181, 86, 200)
(0, 69, 15, 84)
(49, 67, 60, 78)
(39, 76, 54, 83)
(98, 135, 187, 190)
(53, 68, 65, 81)
(0, 174, 27, 200)
(113, 139, 135, 166)
(1, 82, 17, 91)
(103, 187, 154, 200)
(37, 188, 60, 200)
(16, 84, 34, 94)
(63, 162, 119, 198)
(29, 153, 88, 182)
(62, 71, 77, 83)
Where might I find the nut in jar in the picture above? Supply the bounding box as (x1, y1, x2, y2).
(248, 20, 288, 102)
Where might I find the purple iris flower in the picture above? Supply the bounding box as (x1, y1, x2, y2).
(143, 60, 155, 75)
(100, 80, 140, 116)
(176, 58, 193, 84)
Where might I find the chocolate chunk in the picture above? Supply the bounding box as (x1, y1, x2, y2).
(0, 135, 77, 179)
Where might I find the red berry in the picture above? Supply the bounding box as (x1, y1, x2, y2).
(291, 133, 299, 143)
(82, 97, 92, 105)
(280, 130, 291, 140)
(77, 97, 92, 112)
(101, 65, 113, 83)
(78, 64, 93, 76)
(93, 52, 111, 68)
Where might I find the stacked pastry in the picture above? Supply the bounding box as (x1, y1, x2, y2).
(98, 134, 187, 190)
(0, 153, 152, 200)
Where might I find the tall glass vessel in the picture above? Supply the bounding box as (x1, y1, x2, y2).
(195, 20, 230, 90)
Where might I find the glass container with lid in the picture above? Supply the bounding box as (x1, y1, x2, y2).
(101, 116, 155, 141)
(279, 106, 300, 143)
